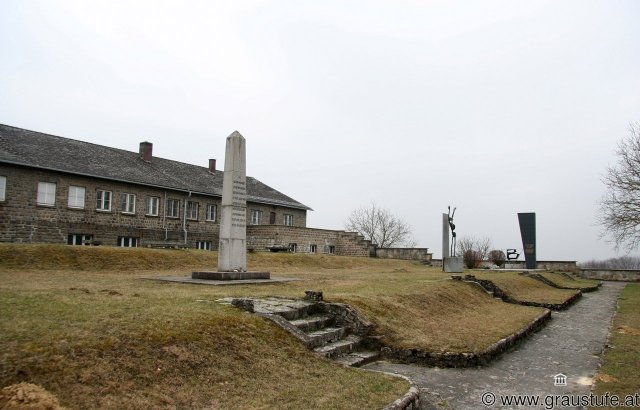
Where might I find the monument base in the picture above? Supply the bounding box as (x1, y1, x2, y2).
(192, 271, 271, 280)
(443, 257, 464, 273)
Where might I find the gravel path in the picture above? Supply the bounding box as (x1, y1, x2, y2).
(364, 282, 625, 410)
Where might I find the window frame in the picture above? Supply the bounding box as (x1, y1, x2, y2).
(196, 241, 212, 250)
(206, 204, 218, 222)
(309, 244, 318, 253)
(121, 193, 136, 214)
(0, 176, 6, 202)
(146, 196, 160, 216)
(68, 234, 93, 246)
(37, 182, 56, 206)
(186, 200, 199, 220)
(117, 236, 139, 247)
(67, 186, 86, 209)
(283, 214, 293, 226)
(166, 198, 180, 218)
(96, 189, 112, 211)
(250, 209, 263, 225)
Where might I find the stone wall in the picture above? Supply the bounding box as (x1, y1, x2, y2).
(375, 248, 432, 262)
(0, 164, 306, 248)
(247, 225, 374, 257)
(579, 269, 640, 282)
(430, 259, 578, 270)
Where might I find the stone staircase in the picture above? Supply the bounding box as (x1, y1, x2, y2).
(220, 292, 380, 367)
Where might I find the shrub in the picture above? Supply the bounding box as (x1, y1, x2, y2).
(463, 249, 482, 269)
(488, 249, 506, 267)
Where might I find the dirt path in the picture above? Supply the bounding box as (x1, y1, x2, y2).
(364, 281, 626, 409)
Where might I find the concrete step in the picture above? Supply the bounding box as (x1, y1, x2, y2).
(289, 315, 332, 332)
(268, 304, 314, 321)
(334, 351, 381, 367)
(314, 335, 361, 358)
(306, 327, 348, 348)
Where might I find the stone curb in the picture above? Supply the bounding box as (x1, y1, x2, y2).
(361, 370, 420, 410)
(380, 309, 551, 367)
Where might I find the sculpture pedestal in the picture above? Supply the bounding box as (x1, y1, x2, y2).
(443, 256, 464, 273)
(192, 271, 270, 280)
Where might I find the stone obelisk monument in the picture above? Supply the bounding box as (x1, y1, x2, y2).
(192, 131, 269, 280)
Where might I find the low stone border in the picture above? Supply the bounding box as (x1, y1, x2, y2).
(523, 272, 601, 293)
(381, 374, 420, 410)
(459, 275, 582, 310)
(380, 309, 551, 367)
(141, 275, 301, 286)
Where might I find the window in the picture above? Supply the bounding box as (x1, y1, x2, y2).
(146, 196, 159, 216)
(269, 212, 276, 225)
(166, 199, 180, 218)
(96, 190, 112, 211)
(327, 245, 336, 254)
(121, 193, 136, 214)
(118, 236, 139, 247)
(37, 182, 56, 206)
(309, 244, 317, 253)
(283, 214, 293, 226)
(186, 201, 198, 220)
(68, 234, 93, 246)
(250, 210, 263, 225)
(0, 176, 5, 201)
(206, 204, 217, 222)
(196, 241, 212, 251)
(68, 186, 86, 209)
(288, 243, 297, 253)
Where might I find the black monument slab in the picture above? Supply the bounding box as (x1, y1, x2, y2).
(518, 212, 536, 269)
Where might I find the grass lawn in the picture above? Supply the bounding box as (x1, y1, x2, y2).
(538, 271, 600, 289)
(472, 271, 581, 304)
(591, 283, 640, 410)
(0, 244, 583, 408)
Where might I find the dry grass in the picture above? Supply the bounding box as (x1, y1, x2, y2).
(538, 271, 600, 289)
(0, 244, 582, 408)
(591, 284, 640, 410)
(472, 271, 581, 304)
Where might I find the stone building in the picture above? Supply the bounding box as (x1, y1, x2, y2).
(0, 124, 430, 261)
(0, 124, 312, 250)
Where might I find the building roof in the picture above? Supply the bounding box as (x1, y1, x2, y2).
(0, 124, 312, 211)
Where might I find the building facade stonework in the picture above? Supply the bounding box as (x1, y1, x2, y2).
(0, 124, 310, 250)
(0, 124, 432, 261)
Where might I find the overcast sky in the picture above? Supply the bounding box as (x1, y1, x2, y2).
(1, 1, 639, 262)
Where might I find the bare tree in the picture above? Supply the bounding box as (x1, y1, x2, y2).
(457, 235, 493, 268)
(457, 236, 476, 257)
(580, 256, 640, 269)
(457, 236, 492, 258)
(476, 237, 492, 260)
(345, 203, 415, 247)
(599, 122, 640, 251)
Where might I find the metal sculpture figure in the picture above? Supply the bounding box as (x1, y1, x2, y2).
(448, 206, 457, 256)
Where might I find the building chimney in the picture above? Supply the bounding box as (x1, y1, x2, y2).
(209, 158, 216, 172)
(139, 141, 153, 163)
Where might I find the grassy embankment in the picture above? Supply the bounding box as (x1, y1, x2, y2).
(591, 283, 640, 410)
(538, 271, 601, 289)
(472, 271, 581, 305)
(0, 244, 594, 409)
